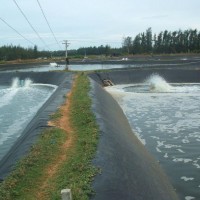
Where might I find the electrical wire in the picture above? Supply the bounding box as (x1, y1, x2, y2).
(0, 17, 35, 46)
(12, 0, 50, 50)
(36, 0, 62, 49)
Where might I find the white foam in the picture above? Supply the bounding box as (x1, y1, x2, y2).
(164, 153, 168, 158)
(164, 144, 181, 149)
(32, 83, 57, 89)
(193, 163, 200, 169)
(0, 88, 18, 108)
(192, 160, 200, 169)
(177, 149, 185, 153)
(151, 136, 160, 140)
(105, 77, 200, 198)
(0, 111, 34, 145)
(185, 196, 195, 200)
(156, 147, 162, 153)
(173, 158, 192, 163)
(0, 78, 35, 109)
(182, 138, 190, 144)
(49, 62, 58, 67)
(0, 82, 57, 160)
(157, 141, 165, 147)
(181, 177, 194, 181)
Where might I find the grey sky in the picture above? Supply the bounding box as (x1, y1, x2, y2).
(0, 0, 200, 51)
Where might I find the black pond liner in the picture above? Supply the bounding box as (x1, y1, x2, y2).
(0, 72, 74, 180)
(88, 67, 200, 200)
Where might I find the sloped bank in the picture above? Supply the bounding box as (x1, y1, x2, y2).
(0, 72, 74, 180)
(88, 67, 200, 200)
(90, 67, 200, 85)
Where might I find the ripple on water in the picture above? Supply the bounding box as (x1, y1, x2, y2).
(105, 77, 200, 199)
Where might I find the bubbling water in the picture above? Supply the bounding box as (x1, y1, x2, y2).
(123, 74, 200, 94)
(105, 75, 200, 199)
(146, 74, 172, 92)
(24, 78, 33, 88)
(11, 77, 33, 88)
(0, 79, 57, 161)
(11, 77, 20, 88)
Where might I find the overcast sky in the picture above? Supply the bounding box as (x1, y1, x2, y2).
(0, 0, 200, 51)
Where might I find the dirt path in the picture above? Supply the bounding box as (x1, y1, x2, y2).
(36, 81, 76, 199)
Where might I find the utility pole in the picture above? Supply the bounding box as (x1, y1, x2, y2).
(62, 40, 70, 69)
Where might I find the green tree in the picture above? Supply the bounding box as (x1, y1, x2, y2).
(33, 45, 38, 58)
(133, 34, 142, 54)
(122, 36, 133, 54)
(146, 27, 153, 53)
(140, 32, 147, 53)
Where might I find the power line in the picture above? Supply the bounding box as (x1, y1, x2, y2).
(0, 17, 35, 46)
(36, 0, 62, 49)
(12, 0, 50, 50)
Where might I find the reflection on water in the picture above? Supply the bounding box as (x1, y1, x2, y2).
(0, 64, 138, 72)
(106, 75, 200, 200)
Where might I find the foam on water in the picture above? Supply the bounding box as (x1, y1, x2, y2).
(105, 74, 200, 199)
(185, 196, 195, 200)
(0, 89, 18, 108)
(122, 74, 200, 94)
(0, 78, 34, 109)
(0, 78, 57, 161)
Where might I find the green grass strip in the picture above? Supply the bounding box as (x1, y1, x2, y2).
(0, 128, 67, 200)
(48, 73, 99, 200)
(0, 73, 99, 200)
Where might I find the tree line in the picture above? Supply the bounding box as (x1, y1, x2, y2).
(0, 44, 120, 61)
(68, 45, 122, 57)
(0, 45, 51, 61)
(122, 28, 200, 54)
(1, 28, 200, 61)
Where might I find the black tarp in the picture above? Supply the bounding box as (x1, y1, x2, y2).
(0, 72, 74, 180)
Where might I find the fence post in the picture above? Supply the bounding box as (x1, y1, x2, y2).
(61, 188, 72, 200)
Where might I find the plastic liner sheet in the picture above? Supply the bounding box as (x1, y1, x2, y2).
(89, 68, 200, 86)
(0, 72, 74, 180)
(89, 74, 179, 200)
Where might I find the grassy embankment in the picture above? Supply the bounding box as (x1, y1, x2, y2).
(0, 73, 99, 200)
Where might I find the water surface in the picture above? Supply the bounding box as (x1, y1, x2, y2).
(106, 75, 200, 200)
(0, 78, 57, 161)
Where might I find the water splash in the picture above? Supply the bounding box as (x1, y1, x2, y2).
(24, 78, 33, 88)
(11, 77, 20, 88)
(145, 74, 200, 93)
(146, 74, 172, 92)
(0, 82, 56, 161)
(11, 78, 33, 88)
